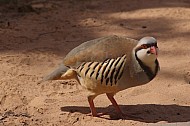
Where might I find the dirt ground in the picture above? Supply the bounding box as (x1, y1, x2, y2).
(0, 0, 190, 126)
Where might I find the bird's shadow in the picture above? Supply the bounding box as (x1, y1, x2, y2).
(61, 104, 190, 123)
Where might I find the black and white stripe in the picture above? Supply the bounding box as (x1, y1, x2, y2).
(134, 47, 159, 81)
(76, 55, 127, 86)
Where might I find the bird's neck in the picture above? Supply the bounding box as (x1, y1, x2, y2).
(132, 50, 158, 81)
(137, 58, 158, 81)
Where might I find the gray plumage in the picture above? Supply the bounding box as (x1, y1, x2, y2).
(42, 35, 159, 117)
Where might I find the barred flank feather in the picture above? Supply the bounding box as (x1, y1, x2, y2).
(76, 55, 126, 86)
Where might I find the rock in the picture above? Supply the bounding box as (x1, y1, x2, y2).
(0, 115, 4, 120)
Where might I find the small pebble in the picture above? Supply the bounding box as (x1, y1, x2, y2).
(142, 26, 147, 29)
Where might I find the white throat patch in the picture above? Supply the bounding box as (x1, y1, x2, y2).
(136, 49, 157, 73)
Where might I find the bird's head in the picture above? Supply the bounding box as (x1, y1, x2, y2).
(135, 37, 159, 66)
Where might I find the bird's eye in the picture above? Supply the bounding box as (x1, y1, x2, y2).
(141, 44, 147, 49)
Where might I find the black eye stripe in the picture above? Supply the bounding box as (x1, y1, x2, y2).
(135, 43, 158, 53)
(143, 43, 157, 48)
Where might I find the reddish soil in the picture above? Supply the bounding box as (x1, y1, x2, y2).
(0, 0, 190, 126)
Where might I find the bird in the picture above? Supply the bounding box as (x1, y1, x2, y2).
(42, 35, 159, 117)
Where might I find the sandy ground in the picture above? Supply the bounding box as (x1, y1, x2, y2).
(0, 0, 190, 126)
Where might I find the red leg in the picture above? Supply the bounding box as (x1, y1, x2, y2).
(88, 95, 97, 117)
(106, 93, 124, 115)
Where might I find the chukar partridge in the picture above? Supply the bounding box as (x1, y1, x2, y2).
(43, 35, 159, 117)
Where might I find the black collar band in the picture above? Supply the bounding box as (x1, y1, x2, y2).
(135, 52, 159, 81)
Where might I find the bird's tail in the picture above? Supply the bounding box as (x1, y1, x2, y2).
(41, 64, 68, 82)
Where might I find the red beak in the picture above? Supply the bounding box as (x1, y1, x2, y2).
(150, 46, 157, 55)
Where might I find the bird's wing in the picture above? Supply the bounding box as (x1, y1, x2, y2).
(63, 35, 138, 68)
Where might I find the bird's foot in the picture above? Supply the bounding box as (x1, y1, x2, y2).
(116, 112, 127, 119)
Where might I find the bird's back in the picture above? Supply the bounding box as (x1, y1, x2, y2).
(62, 35, 139, 95)
(63, 35, 138, 68)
